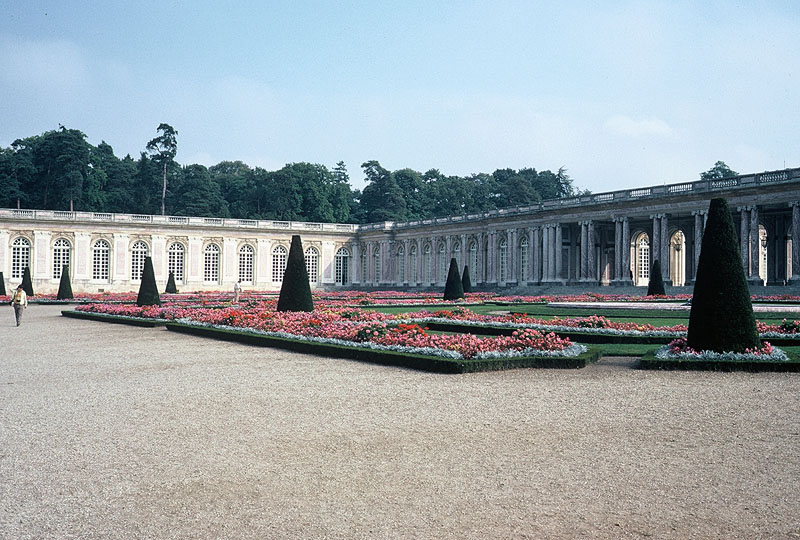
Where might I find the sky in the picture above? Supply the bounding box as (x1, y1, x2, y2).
(1, 1, 798, 193)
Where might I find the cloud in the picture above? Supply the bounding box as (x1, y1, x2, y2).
(603, 115, 675, 138)
(0, 35, 89, 89)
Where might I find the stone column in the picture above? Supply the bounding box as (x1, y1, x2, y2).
(547, 225, 556, 281)
(555, 224, 563, 282)
(509, 228, 517, 283)
(613, 218, 622, 282)
(580, 222, 588, 281)
(487, 231, 496, 284)
(587, 220, 596, 282)
(622, 218, 631, 283)
(739, 207, 750, 274)
(532, 227, 541, 284)
(750, 205, 760, 280)
(459, 234, 467, 270)
(792, 202, 800, 282)
(541, 226, 550, 281)
(651, 215, 661, 271)
(352, 243, 361, 284)
(660, 214, 669, 280)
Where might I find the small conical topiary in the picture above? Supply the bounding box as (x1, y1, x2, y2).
(21, 266, 34, 296)
(461, 265, 472, 293)
(277, 235, 314, 312)
(165, 271, 178, 294)
(443, 258, 464, 300)
(646, 259, 666, 296)
(687, 198, 760, 353)
(0, 271, 6, 297)
(56, 265, 74, 300)
(136, 256, 161, 306)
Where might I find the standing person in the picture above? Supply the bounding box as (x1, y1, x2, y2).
(233, 280, 241, 303)
(10, 285, 27, 327)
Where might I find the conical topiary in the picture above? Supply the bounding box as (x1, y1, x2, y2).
(687, 198, 760, 353)
(165, 271, 178, 294)
(461, 265, 472, 293)
(443, 258, 464, 300)
(646, 259, 666, 296)
(56, 265, 74, 300)
(136, 256, 161, 306)
(277, 235, 314, 312)
(21, 266, 33, 296)
(0, 271, 6, 297)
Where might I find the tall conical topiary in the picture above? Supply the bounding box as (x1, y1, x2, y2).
(277, 235, 314, 312)
(136, 256, 161, 306)
(164, 271, 178, 294)
(687, 198, 759, 353)
(21, 266, 34, 296)
(0, 271, 6, 297)
(646, 259, 666, 296)
(56, 265, 74, 300)
(461, 265, 472, 293)
(443, 258, 464, 300)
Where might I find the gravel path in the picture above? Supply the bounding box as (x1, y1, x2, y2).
(1, 305, 799, 539)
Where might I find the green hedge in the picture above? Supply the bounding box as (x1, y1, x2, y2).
(61, 310, 166, 327)
(638, 348, 800, 372)
(165, 321, 600, 373)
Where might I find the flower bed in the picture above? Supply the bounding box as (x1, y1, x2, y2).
(639, 338, 800, 372)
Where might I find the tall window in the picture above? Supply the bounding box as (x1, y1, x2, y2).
(410, 244, 418, 283)
(335, 247, 350, 285)
(453, 241, 461, 267)
(204, 243, 220, 283)
(424, 244, 432, 283)
(131, 241, 148, 280)
(168, 243, 185, 282)
(239, 244, 254, 283)
(92, 239, 110, 281)
(272, 245, 287, 282)
(11, 237, 30, 279)
(397, 245, 405, 283)
(52, 238, 71, 279)
(373, 249, 381, 284)
(305, 247, 319, 284)
(469, 241, 478, 280)
(499, 238, 508, 282)
(519, 237, 529, 282)
(637, 235, 650, 284)
(438, 244, 446, 282)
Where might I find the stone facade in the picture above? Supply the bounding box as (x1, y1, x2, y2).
(2, 168, 799, 294)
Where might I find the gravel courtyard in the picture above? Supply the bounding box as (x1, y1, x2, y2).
(1, 305, 799, 539)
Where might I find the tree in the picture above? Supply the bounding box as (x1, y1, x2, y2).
(646, 260, 666, 296)
(136, 256, 161, 306)
(700, 161, 738, 181)
(146, 123, 178, 216)
(0, 271, 6, 296)
(443, 258, 464, 300)
(21, 266, 33, 296)
(359, 160, 407, 222)
(461, 265, 472, 293)
(164, 271, 178, 294)
(277, 235, 314, 312)
(171, 164, 228, 217)
(687, 198, 759, 353)
(56, 265, 74, 300)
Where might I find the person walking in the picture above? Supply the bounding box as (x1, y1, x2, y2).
(10, 284, 27, 327)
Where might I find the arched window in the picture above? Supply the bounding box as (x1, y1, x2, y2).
(636, 234, 650, 286)
(469, 241, 478, 281)
(519, 237, 529, 282)
(424, 244, 432, 283)
(168, 243, 185, 283)
(239, 244, 254, 283)
(438, 244, 447, 282)
(499, 238, 508, 282)
(11, 237, 30, 279)
(453, 240, 461, 260)
(305, 247, 319, 284)
(92, 239, 110, 281)
(204, 243, 220, 283)
(669, 231, 686, 287)
(52, 238, 71, 279)
(373, 249, 381, 284)
(272, 245, 287, 282)
(397, 245, 406, 284)
(131, 241, 148, 281)
(335, 247, 350, 285)
(409, 244, 418, 283)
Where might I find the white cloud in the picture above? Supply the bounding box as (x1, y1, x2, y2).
(603, 115, 675, 138)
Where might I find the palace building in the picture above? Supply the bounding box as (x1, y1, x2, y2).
(2, 167, 799, 294)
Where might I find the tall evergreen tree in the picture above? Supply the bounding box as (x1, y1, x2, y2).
(56, 265, 74, 300)
(687, 198, 759, 353)
(461, 265, 472, 293)
(646, 260, 666, 296)
(443, 258, 464, 300)
(21, 266, 33, 296)
(136, 257, 161, 306)
(164, 271, 178, 294)
(277, 235, 314, 312)
(0, 271, 6, 296)
(146, 123, 178, 216)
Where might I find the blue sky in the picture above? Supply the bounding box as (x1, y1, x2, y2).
(1, 1, 798, 193)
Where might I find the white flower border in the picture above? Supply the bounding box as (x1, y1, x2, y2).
(654, 345, 790, 363)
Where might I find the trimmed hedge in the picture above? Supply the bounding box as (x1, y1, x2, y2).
(638, 348, 800, 372)
(56, 265, 74, 300)
(21, 266, 33, 296)
(165, 271, 178, 294)
(0, 271, 5, 296)
(277, 235, 314, 312)
(136, 257, 161, 307)
(165, 321, 600, 373)
(443, 258, 464, 300)
(61, 310, 166, 327)
(646, 259, 666, 296)
(462, 265, 472, 293)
